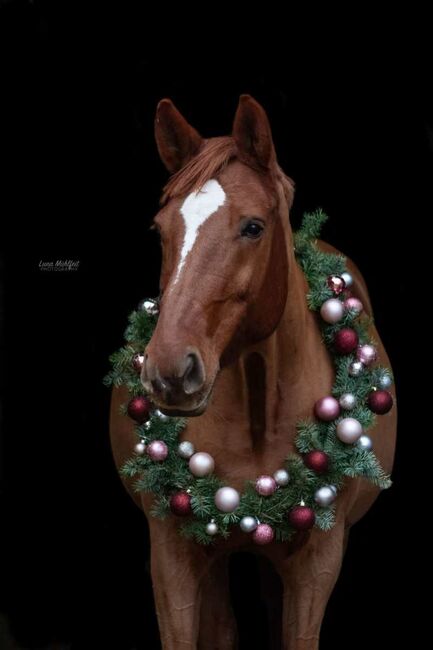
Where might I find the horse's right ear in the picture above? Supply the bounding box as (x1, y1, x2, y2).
(155, 99, 203, 174)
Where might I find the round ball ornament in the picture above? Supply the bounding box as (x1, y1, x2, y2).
(357, 344, 377, 366)
(240, 516, 258, 533)
(132, 353, 145, 374)
(189, 452, 215, 477)
(336, 418, 363, 444)
(154, 409, 170, 422)
(304, 450, 329, 474)
(134, 440, 147, 455)
(349, 360, 364, 377)
(289, 506, 316, 531)
(178, 441, 195, 459)
(147, 440, 168, 461)
(378, 372, 393, 389)
(314, 486, 337, 507)
(273, 469, 290, 486)
(320, 298, 344, 324)
(344, 297, 363, 314)
(255, 475, 277, 496)
(334, 328, 359, 355)
(214, 487, 240, 513)
(252, 523, 274, 545)
(357, 435, 373, 451)
(170, 491, 192, 516)
(138, 297, 159, 316)
(339, 393, 357, 410)
(206, 521, 218, 536)
(327, 275, 346, 294)
(367, 390, 393, 415)
(341, 272, 353, 288)
(314, 396, 340, 421)
(127, 396, 151, 423)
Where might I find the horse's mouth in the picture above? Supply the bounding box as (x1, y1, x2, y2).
(157, 381, 214, 418)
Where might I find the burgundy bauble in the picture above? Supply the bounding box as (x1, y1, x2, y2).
(314, 396, 341, 421)
(127, 396, 151, 423)
(304, 450, 329, 474)
(252, 523, 275, 545)
(169, 491, 192, 516)
(132, 352, 145, 374)
(334, 328, 359, 355)
(327, 275, 346, 295)
(367, 390, 393, 415)
(289, 506, 316, 531)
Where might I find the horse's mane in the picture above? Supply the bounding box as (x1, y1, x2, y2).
(161, 135, 294, 204)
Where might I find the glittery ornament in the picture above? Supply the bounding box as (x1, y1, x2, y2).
(273, 469, 290, 486)
(304, 450, 329, 474)
(339, 393, 357, 410)
(334, 328, 359, 355)
(178, 441, 195, 459)
(252, 523, 274, 545)
(170, 491, 192, 516)
(356, 344, 377, 366)
(147, 440, 168, 461)
(255, 475, 277, 496)
(344, 297, 363, 315)
(378, 372, 393, 389)
(349, 360, 364, 376)
(289, 506, 316, 530)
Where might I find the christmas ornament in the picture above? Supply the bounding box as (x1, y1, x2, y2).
(304, 450, 329, 474)
(170, 491, 192, 516)
(378, 372, 393, 389)
(206, 520, 218, 536)
(132, 352, 145, 374)
(339, 393, 357, 410)
(289, 506, 316, 531)
(357, 435, 373, 451)
(240, 516, 258, 533)
(189, 452, 215, 477)
(127, 396, 151, 423)
(357, 344, 377, 366)
(314, 396, 340, 421)
(134, 440, 147, 455)
(138, 297, 159, 316)
(349, 360, 364, 377)
(314, 486, 337, 507)
(178, 441, 195, 459)
(320, 298, 344, 324)
(367, 390, 393, 414)
(273, 469, 290, 486)
(214, 487, 240, 513)
(255, 475, 277, 496)
(336, 418, 363, 444)
(327, 275, 346, 294)
(344, 296, 363, 314)
(341, 272, 353, 288)
(147, 440, 169, 461)
(252, 523, 274, 545)
(334, 328, 359, 355)
(154, 409, 170, 421)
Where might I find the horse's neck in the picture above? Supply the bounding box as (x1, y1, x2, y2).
(186, 256, 334, 484)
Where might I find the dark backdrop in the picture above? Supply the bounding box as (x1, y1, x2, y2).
(0, 2, 430, 649)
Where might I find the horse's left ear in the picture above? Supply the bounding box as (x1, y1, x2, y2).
(232, 95, 277, 170)
(155, 99, 203, 173)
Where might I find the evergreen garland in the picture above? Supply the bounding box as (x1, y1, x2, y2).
(105, 210, 392, 545)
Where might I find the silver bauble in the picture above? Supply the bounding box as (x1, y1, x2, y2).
(314, 486, 337, 507)
(214, 487, 240, 513)
(134, 440, 147, 455)
(349, 360, 364, 377)
(205, 521, 218, 536)
(378, 373, 393, 389)
(154, 409, 169, 422)
(189, 452, 215, 477)
(339, 393, 357, 410)
(240, 516, 258, 533)
(273, 468, 290, 486)
(341, 272, 353, 288)
(178, 440, 195, 459)
(357, 435, 373, 451)
(336, 417, 363, 444)
(138, 298, 159, 316)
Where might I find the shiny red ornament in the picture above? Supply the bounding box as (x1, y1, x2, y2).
(289, 506, 316, 531)
(169, 491, 192, 516)
(334, 328, 359, 355)
(304, 450, 329, 474)
(127, 396, 151, 423)
(367, 390, 393, 415)
(327, 275, 346, 295)
(132, 352, 145, 374)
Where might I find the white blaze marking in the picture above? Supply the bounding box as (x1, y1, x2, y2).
(173, 179, 226, 285)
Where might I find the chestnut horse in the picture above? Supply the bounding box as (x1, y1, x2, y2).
(110, 95, 397, 649)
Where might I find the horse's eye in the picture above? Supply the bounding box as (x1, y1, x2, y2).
(241, 220, 264, 239)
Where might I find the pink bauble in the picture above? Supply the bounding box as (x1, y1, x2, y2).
(327, 275, 346, 294)
(255, 475, 277, 496)
(147, 440, 168, 461)
(189, 452, 215, 477)
(320, 298, 344, 324)
(356, 344, 377, 366)
(336, 418, 363, 443)
(314, 396, 341, 421)
(252, 523, 274, 545)
(344, 297, 363, 315)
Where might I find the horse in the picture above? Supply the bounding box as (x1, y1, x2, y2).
(109, 95, 397, 649)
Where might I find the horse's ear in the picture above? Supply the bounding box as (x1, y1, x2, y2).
(232, 95, 276, 170)
(155, 99, 203, 173)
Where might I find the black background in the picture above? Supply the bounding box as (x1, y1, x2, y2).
(0, 2, 430, 648)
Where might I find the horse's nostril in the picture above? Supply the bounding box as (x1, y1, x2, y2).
(151, 376, 166, 394)
(183, 351, 205, 395)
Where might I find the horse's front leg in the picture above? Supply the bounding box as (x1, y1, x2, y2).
(148, 519, 211, 649)
(278, 523, 347, 650)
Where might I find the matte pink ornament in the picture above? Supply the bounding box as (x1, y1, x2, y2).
(255, 475, 277, 496)
(314, 396, 341, 421)
(344, 297, 363, 314)
(147, 440, 168, 461)
(356, 344, 377, 366)
(252, 523, 275, 545)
